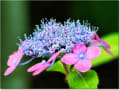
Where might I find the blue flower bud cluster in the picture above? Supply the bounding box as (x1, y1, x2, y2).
(18, 18, 98, 57)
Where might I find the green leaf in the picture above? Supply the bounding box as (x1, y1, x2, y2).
(68, 70, 99, 89)
(92, 32, 119, 67)
(46, 60, 71, 74)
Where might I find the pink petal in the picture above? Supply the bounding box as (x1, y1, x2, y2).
(27, 63, 43, 72)
(91, 40, 101, 46)
(32, 63, 50, 76)
(103, 47, 114, 57)
(99, 39, 110, 48)
(86, 46, 101, 60)
(95, 34, 100, 40)
(7, 52, 18, 66)
(91, 34, 96, 40)
(4, 66, 16, 76)
(15, 48, 23, 65)
(73, 43, 86, 54)
(7, 48, 23, 66)
(75, 59, 92, 72)
(61, 53, 78, 65)
(92, 34, 110, 48)
(47, 50, 61, 63)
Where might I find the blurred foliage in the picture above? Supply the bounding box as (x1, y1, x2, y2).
(70, 1, 118, 36)
(1, 1, 31, 89)
(46, 61, 71, 74)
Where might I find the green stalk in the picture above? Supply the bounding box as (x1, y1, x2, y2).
(62, 62, 70, 83)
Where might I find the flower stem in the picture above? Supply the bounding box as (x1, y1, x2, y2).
(62, 63, 69, 83)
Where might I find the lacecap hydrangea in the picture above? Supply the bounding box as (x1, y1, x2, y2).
(4, 18, 114, 76)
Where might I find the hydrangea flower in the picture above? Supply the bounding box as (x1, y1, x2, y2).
(4, 18, 113, 76)
(62, 43, 101, 72)
(18, 19, 97, 57)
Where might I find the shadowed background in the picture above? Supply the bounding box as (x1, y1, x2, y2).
(1, 1, 119, 89)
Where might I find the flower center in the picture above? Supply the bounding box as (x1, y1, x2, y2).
(79, 53, 85, 59)
(41, 60, 46, 65)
